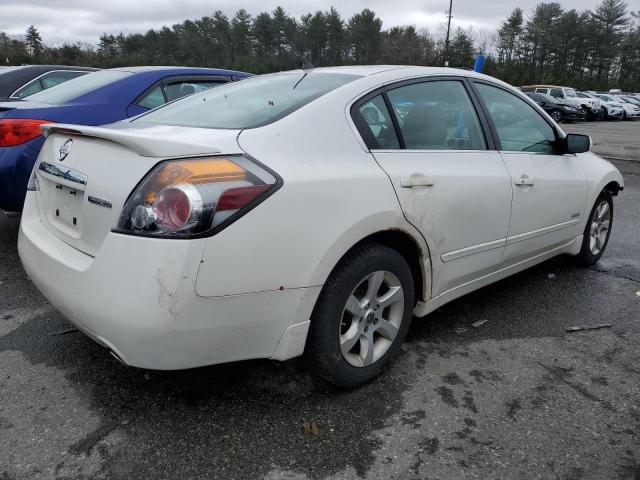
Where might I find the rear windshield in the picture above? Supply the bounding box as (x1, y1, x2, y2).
(135, 72, 361, 129)
(25, 70, 132, 105)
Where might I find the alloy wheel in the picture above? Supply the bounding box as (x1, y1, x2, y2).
(339, 270, 404, 367)
(550, 110, 562, 122)
(589, 200, 611, 255)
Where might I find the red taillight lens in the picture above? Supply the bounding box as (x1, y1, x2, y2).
(115, 155, 280, 238)
(0, 119, 52, 147)
(217, 185, 270, 212)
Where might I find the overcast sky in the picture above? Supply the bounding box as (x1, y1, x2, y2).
(1, 0, 632, 45)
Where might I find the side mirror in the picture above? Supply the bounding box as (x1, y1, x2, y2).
(563, 133, 591, 154)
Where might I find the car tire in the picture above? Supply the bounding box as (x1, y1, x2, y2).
(550, 110, 563, 122)
(580, 106, 590, 120)
(305, 243, 415, 387)
(573, 191, 613, 267)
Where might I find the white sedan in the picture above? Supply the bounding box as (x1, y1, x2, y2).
(19, 66, 623, 387)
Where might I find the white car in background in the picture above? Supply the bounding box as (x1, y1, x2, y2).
(19, 67, 623, 387)
(583, 92, 624, 119)
(522, 85, 600, 118)
(604, 94, 640, 119)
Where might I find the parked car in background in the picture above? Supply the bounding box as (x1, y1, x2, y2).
(0, 65, 97, 101)
(618, 95, 640, 107)
(524, 92, 585, 122)
(19, 66, 623, 387)
(599, 94, 640, 120)
(0, 66, 252, 214)
(581, 91, 623, 120)
(521, 85, 600, 119)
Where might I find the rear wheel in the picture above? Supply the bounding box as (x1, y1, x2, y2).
(305, 243, 415, 387)
(573, 191, 613, 267)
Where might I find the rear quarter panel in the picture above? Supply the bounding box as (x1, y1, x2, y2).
(194, 86, 425, 298)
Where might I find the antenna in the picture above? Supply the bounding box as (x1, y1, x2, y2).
(279, 30, 314, 70)
(443, 0, 453, 67)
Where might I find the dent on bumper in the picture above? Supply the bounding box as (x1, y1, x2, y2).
(18, 195, 320, 369)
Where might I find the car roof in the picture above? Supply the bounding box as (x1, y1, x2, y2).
(7, 65, 97, 73)
(290, 65, 480, 77)
(521, 85, 568, 89)
(108, 66, 251, 76)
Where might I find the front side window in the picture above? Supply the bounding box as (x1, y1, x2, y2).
(136, 72, 360, 129)
(476, 83, 557, 153)
(386, 80, 486, 150)
(356, 95, 400, 149)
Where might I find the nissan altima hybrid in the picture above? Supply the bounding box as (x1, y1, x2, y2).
(19, 66, 623, 387)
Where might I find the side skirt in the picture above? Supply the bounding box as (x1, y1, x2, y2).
(414, 235, 583, 317)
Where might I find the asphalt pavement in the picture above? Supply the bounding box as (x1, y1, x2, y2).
(1, 121, 639, 480)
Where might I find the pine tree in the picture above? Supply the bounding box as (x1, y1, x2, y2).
(25, 25, 44, 57)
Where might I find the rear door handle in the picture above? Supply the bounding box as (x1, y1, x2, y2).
(400, 174, 435, 188)
(514, 175, 535, 187)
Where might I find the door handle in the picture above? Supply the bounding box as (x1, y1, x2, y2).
(514, 175, 535, 187)
(400, 174, 435, 188)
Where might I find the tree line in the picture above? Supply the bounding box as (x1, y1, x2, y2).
(1, 0, 639, 91)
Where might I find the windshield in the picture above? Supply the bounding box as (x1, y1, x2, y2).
(622, 96, 640, 105)
(25, 70, 132, 105)
(565, 89, 577, 97)
(597, 95, 613, 102)
(135, 71, 361, 129)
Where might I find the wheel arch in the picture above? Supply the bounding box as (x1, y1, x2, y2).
(308, 214, 433, 306)
(272, 221, 432, 362)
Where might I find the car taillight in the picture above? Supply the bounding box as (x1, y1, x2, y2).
(115, 155, 281, 238)
(0, 119, 52, 147)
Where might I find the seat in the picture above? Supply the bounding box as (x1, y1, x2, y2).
(401, 104, 448, 149)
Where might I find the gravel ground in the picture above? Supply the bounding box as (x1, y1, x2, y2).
(1, 122, 639, 480)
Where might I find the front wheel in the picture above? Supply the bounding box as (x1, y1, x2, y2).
(305, 244, 415, 387)
(580, 106, 590, 120)
(573, 191, 613, 266)
(550, 110, 563, 123)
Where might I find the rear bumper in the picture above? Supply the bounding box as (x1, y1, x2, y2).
(18, 193, 319, 369)
(0, 137, 44, 212)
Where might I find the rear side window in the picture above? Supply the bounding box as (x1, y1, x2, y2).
(137, 80, 226, 110)
(356, 95, 400, 149)
(475, 83, 557, 153)
(164, 80, 225, 102)
(386, 80, 486, 150)
(12, 70, 89, 99)
(137, 85, 165, 109)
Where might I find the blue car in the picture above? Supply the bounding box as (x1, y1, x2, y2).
(0, 66, 252, 214)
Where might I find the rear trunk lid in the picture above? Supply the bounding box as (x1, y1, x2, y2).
(34, 123, 242, 256)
